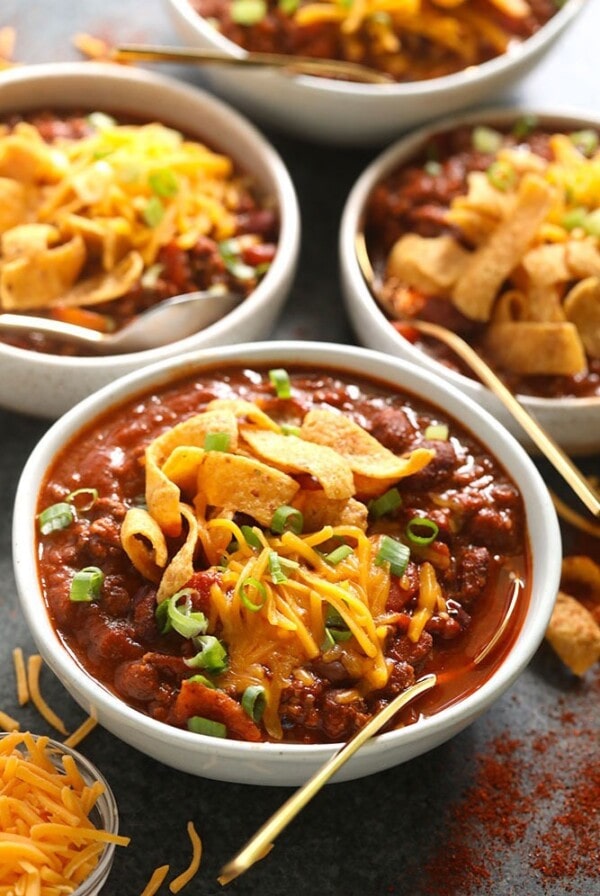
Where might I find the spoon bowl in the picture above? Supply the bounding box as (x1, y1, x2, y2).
(0, 290, 243, 355)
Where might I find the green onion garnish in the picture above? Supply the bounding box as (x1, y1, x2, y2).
(569, 129, 599, 158)
(324, 544, 354, 565)
(424, 424, 449, 441)
(38, 502, 75, 535)
(184, 635, 228, 672)
(87, 112, 116, 132)
(142, 196, 165, 227)
(561, 206, 588, 231)
(424, 160, 442, 176)
(582, 209, 600, 237)
(187, 716, 227, 738)
(204, 432, 231, 452)
(239, 577, 267, 612)
(66, 488, 99, 511)
(69, 566, 104, 602)
(269, 367, 292, 399)
(268, 551, 288, 584)
(281, 423, 301, 436)
(187, 674, 216, 689)
(278, 0, 299, 13)
(369, 487, 402, 519)
(321, 628, 336, 652)
(271, 504, 303, 535)
(374, 536, 410, 577)
(512, 114, 538, 140)
(218, 239, 256, 281)
(487, 160, 517, 192)
(163, 589, 208, 639)
(241, 685, 266, 722)
(406, 517, 439, 546)
(472, 125, 503, 154)
(148, 167, 179, 198)
(241, 525, 262, 549)
(230, 0, 267, 24)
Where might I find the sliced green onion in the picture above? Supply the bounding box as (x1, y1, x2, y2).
(69, 566, 104, 603)
(328, 626, 352, 643)
(66, 488, 98, 511)
(187, 716, 227, 738)
(424, 423, 449, 441)
(187, 674, 216, 689)
(424, 160, 442, 176)
(321, 628, 336, 652)
(87, 112, 116, 132)
(374, 536, 410, 577)
(240, 525, 262, 549)
(230, 0, 267, 24)
(142, 196, 164, 227)
(268, 551, 288, 584)
(141, 262, 164, 289)
(569, 129, 599, 158)
(278, 0, 299, 13)
(204, 431, 231, 452)
(561, 206, 588, 231)
(164, 589, 208, 639)
(512, 114, 538, 140)
(271, 504, 303, 535)
(369, 487, 402, 519)
(281, 423, 301, 436)
(472, 125, 503, 154)
(218, 239, 256, 280)
(268, 367, 292, 399)
(324, 544, 354, 566)
(38, 502, 75, 535)
(406, 516, 439, 546)
(487, 160, 517, 192)
(241, 685, 266, 722)
(324, 606, 352, 643)
(148, 167, 179, 198)
(239, 577, 267, 612)
(184, 635, 228, 672)
(582, 209, 600, 237)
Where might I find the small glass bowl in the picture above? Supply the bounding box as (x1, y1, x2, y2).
(0, 733, 120, 896)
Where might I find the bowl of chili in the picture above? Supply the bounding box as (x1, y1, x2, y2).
(0, 62, 300, 419)
(340, 106, 600, 455)
(166, 0, 584, 145)
(13, 340, 561, 785)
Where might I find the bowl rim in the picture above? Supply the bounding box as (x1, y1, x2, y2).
(0, 61, 300, 368)
(13, 340, 562, 771)
(339, 103, 600, 413)
(167, 0, 585, 96)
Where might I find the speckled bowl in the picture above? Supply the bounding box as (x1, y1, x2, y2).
(0, 62, 300, 419)
(13, 340, 561, 785)
(167, 0, 585, 146)
(340, 106, 600, 456)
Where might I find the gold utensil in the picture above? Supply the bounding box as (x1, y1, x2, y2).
(112, 44, 394, 85)
(218, 673, 436, 886)
(355, 232, 600, 519)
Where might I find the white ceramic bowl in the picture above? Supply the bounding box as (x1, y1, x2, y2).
(166, 0, 584, 146)
(340, 106, 600, 456)
(0, 62, 300, 419)
(13, 340, 561, 786)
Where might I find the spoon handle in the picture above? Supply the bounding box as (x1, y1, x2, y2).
(113, 44, 393, 84)
(0, 312, 103, 347)
(218, 673, 437, 886)
(413, 319, 600, 519)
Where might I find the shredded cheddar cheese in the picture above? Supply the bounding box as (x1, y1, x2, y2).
(63, 716, 98, 750)
(140, 864, 171, 896)
(26, 654, 68, 736)
(169, 821, 203, 893)
(0, 731, 130, 895)
(12, 647, 29, 706)
(0, 709, 20, 732)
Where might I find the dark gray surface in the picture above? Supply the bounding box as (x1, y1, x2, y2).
(1, 2, 599, 894)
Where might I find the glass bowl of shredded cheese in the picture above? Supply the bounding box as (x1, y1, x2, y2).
(166, 0, 585, 146)
(0, 731, 128, 895)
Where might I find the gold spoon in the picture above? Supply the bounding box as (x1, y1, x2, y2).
(218, 673, 436, 886)
(112, 44, 394, 85)
(355, 232, 600, 519)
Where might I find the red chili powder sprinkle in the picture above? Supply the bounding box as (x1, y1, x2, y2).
(413, 670, 600, 895)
